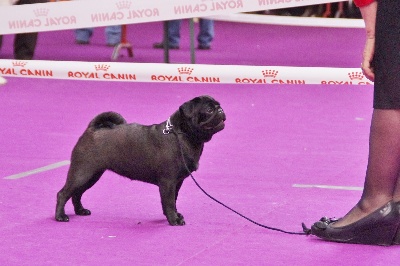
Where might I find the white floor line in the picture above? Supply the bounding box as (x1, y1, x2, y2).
(3, 161, 364, 191)
(293, 184, 363, 191)
(4, 160, 70, 180)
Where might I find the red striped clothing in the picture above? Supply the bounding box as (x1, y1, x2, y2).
(353, 0, 375, 7)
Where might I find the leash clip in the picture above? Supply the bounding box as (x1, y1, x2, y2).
(163, 117, 173, 135)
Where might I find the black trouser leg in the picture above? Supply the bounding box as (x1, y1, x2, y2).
(14, 32, 38, 60)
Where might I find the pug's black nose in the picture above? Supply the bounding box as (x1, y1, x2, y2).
(218, 108, 224, 114)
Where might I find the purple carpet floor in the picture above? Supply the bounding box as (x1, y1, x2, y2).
(1, 20, 398, 265)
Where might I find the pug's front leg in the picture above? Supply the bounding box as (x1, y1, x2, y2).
(159, 180, 185, 226)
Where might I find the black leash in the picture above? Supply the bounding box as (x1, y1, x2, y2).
(190, 171, 307, 235)
(169, 128, 307, 236)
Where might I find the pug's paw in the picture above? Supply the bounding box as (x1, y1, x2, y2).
(55, 214, 70, 222)
(75, 208, 91, 216)
(178, 219, 186, 225)
(168, 213, 185, 226)
(176, 213, 185, 226)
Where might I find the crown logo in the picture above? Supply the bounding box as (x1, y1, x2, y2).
(116, 0, 131, 10)
(178, 67, 194, 75)
(33, 8, 49, 17)
(95, 64, 110, 71)
(348, 72, 364, 80)
(12, 61, 27, 67)
(262, 69, 278, 78)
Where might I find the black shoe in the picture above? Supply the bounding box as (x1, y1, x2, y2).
(310, 201, 400, 246)
(14, 56, 33, 60)
(391, 201, 400, 245)
(76, 40, 89, 45)
(197, 44, 211, 50)
(153, 42, 179, 49)
(107, 43, 120, 47)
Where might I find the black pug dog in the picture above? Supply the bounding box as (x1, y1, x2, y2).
(55, 95, 226, 226)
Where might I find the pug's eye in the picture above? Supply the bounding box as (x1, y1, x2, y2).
(206, 107, 214, 114)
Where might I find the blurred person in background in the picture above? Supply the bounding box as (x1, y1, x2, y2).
(75, 26, 122, 47)
(153, 19, 214, 50)
(0, 0, 48, 60)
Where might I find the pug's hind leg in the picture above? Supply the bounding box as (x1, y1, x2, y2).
(72, 191, 91, 216)
(55, 167, 102, 222)
(72, 170, 104, 216)
(55, 186, 73, 222)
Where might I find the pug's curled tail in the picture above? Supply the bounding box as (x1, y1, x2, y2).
(88, 112, 127, 130)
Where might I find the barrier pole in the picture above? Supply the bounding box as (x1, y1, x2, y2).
(163, 21, 170, 63)
(189, 18, 196, 64)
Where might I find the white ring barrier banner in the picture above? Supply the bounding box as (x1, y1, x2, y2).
(0, 60, 373, 85)
(0, 0, 351, 35)
(209, 13, 365, 28)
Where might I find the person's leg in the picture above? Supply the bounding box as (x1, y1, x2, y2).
(14, 32, 38, 60)
(391, 142, 400, 201)
(13, 0, 46, 59)
(105, 25, 121, 46)
(153, 20, 181, 49)
(197, 19, 214, 49)
(332, 109, 400, 227)
(75, 28, 93, 44)
(310, 0, 400, 245)
(167, 20, 181, 47)
(333, 0, 400, 227)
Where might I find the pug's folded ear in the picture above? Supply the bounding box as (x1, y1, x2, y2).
(179, 97, 201, 119)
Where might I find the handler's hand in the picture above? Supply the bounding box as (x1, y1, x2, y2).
(361, 36, 375, 82)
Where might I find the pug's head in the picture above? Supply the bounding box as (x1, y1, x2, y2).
(179, 95, 226, 142)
